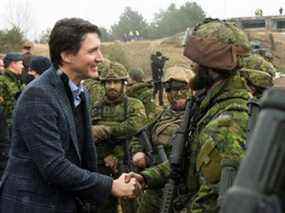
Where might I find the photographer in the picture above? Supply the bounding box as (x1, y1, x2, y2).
(150, 51, 168, 106)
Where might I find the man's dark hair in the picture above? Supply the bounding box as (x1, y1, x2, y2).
(49, 18, 101, 68)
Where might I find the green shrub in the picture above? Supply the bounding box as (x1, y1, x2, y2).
(0, 26, 25, 53)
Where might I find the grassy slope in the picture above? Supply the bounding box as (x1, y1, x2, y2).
(33, 31, 285, 76)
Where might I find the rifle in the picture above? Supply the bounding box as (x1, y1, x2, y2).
(246, 98, 261, 147)
(160, 96, 199, 213)
(220, 88, 285, 213)
(137, 126, 168, 165)
(157, 145, 168, 162)
(137, 126, 156, 166)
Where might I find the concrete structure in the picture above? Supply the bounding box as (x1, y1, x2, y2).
(232, 16, 285, 32)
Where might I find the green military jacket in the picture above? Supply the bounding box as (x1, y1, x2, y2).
(0, 69, 25, 127)
(130, 106, 185, 157)
(92, 95, 147, 163)
(126, 82, 161, 122)
(83, 79, 105, 108)
(141, 74, 250, 212)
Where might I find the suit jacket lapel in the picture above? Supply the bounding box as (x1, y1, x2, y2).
(81, 91, 97, 171)
(48, 68, 82, 162)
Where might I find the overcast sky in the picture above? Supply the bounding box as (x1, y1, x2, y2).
(0, 0, 284, 39)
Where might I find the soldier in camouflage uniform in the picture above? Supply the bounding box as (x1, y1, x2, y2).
(127, 68, 162, 122)
(91, 61, 147, 213)
(129, 19, 253, 213)
(0, 52, 25, 177)
(238, 53, 276, 144)
(239, 53, 276, 98)
(83, 59, 110, 108)
(130, 65, 194, 213)
(0, 52, 25, 128)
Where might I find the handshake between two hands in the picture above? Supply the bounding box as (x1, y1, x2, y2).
(111, 172, 145, 199)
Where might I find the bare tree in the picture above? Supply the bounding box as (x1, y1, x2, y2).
(4, 0, 33, 35)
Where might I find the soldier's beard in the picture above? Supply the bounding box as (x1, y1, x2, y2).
(189, 66, 214, 91)
(106, 89, 121, 101)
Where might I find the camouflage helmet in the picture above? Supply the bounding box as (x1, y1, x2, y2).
(239, 54, 276, 89)
(183, 19, 250, 71)
(239, 54, 276, 77)
(99, 61, 129, 81)
(129, 68, 144, 82)
(163, 65, 194, 84)
(97, 58, 111, 76)
(240, 68, 273, 89)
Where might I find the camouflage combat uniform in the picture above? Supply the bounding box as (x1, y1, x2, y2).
(127, 68, 162, 122)
(140, 19, 252, 212)
(0, 69, 25, 177)
(93, 95, 147, 167)
(92, 61, 147, 213)
(0, 69, 25, 127)
(239, 53, 276, 144)
(135, 107, 184, 213)
(141, 74, 250, 212)
(131, 65, 194, 213)
(239, 53, 276, 98)
(84, 79, 105, 107)
(126, 81, 160, 122)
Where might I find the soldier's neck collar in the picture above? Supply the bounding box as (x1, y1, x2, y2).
(4, 69, 21, 81)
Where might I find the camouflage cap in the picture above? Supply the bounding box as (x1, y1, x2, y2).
(3, 52, 23, 67)
(163, 65, 194, 84)
(183, 19, 250, 71)
(99, 61, 129, 81)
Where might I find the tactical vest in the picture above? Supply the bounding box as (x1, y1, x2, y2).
(92, 96, 129, 125)
(92, 96, 130, 165)
(151, 108, 184, 153)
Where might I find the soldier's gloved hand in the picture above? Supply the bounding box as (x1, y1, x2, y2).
(91, 125, 111, 142)
(132, 152, 147, 169)
(104, 154, 118, 174)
